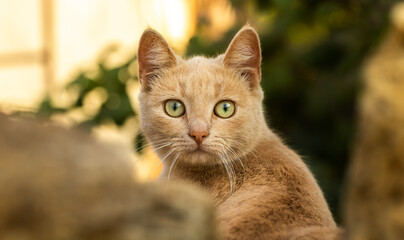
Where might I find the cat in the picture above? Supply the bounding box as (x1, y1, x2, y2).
(138, 26, 342, 239)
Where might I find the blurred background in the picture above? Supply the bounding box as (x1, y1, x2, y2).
(0, 0, 401, 224)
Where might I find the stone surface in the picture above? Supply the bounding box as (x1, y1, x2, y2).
(0, 114, 218, 240)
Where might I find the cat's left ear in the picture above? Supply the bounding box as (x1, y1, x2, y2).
(138, 28, 177, 90)
(223, 26, 261, 88)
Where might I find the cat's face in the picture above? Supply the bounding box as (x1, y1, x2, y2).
(138, 26, 265, 166)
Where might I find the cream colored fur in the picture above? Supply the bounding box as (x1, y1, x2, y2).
(138, 26, 342, 239)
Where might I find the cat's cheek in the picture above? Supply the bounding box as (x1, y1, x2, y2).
(151, 113, 189, 139)
(220, 112, 258, 149)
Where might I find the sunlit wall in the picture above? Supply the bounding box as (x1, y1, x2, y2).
(0, 0, 196, 111)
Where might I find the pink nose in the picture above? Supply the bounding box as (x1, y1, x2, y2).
(188, 119, 209, 144)
(189, 130, 209, 144)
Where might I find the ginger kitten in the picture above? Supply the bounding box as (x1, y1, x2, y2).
(138, 26, 341, 239)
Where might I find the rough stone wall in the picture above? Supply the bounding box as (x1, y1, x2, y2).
(345, 3, 404, 240)
(0, 114, 218, 240)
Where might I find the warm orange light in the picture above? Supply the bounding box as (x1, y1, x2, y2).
(163, 0, 187, 40)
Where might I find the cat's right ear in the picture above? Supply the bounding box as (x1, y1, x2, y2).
(138, 29, 177, 90)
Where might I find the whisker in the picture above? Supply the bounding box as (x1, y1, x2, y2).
(134, 142, 172, 165)
(134, 138, 171, 149)
(224, 138, 258, 159)
(133, 140, 170, 153)
(148, 148, 176, 179)
(217, 151, 235, 195)
(168, 152, 181, 180)
(224, 142, 245, 170)
(224, 149, 237, 188)
(222, 142, 246, 184)
(134, 137, 170, 146)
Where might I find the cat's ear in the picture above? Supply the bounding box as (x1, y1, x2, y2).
(223, 26, 261, 88)
(138, 28, 177, 90)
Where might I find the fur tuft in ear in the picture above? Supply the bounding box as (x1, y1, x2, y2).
(223, 26, 262, 88)
(138, 28, 177, 90)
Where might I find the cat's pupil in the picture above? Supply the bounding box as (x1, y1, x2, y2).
(173, 103, 179, 111)
(223, 103, 229, 112)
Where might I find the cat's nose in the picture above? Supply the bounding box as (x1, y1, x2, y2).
(188, 119, 209, 144)
(189, 130, 209, 144)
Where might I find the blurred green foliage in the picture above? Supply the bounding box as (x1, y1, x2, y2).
(187, 0, 399, 222)
(37, 0, 400, 224)
(38, 47, 137, 128)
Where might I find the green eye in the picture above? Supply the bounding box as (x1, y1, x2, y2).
(165, 100, 185, 117)
(214, 100, 235, 118)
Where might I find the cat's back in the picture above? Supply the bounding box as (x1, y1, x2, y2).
(178, 128, 337, 229)
(253, 131, 335, 225)
(215, 131, 339, 239)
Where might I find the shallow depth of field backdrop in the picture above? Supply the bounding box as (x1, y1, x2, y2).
(0, 0, 401, 224)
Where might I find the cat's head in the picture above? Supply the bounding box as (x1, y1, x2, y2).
(138, 26, 266, 166)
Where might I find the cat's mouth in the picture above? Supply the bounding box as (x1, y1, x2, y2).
(191, 147, 208, 154)
(189, 143, 214, 155)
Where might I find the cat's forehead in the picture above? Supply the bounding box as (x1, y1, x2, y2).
(152, 56, 250, 101)
(179, 56, 224, 87)
(178, 56, 224, 80)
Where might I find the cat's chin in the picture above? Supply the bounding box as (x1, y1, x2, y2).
(181, 149, 224, 166)
(190, 148, 214, 158)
